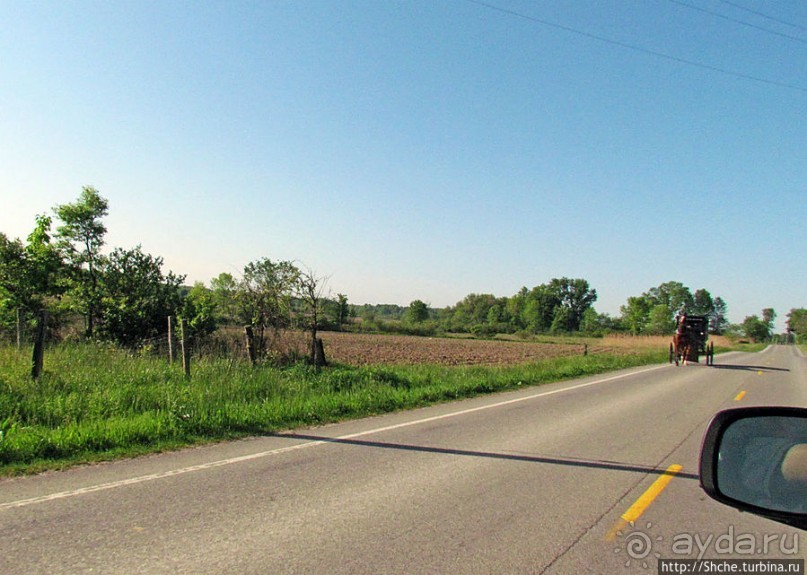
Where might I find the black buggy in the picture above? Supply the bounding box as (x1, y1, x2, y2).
(669, 314, 715, 366)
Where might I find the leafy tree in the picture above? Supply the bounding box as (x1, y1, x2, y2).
(742, 315, 770, 343)
(486, 303, 507, 327)
(0, 217, 66, 341)
(647, 304, 675, 335)
(692, 289, 714, 316)
(787, 309, 807, 343)
(445, 293, 497, 332)
(321, 294, 350, 331)
(620, 296, 653, 335)
(98, 245, 184, 347)
(0, 234, 28, 336)
(180, 282, 218, 342)
(54, 186, 109, 337)
(762, 308, 776, 333)
(237, 258, 299, 360)
(546, 277, 597, 332)
(466, 294, 498, 325)
(645, 281, 694, 313)
(549, 305, 573, 333)
(580, 309, 619, 334)
(617, 281, 729, 336)
(506, 287, 528, 331)
(335, 293, 349, 331)
(1, 218, 63, 309)
(352, 303, 406, 325)
(710, 297, 729, 335)
(522, 285, 558, 333)
(406, 299, 430, 324)
(210, 272, 239, 325)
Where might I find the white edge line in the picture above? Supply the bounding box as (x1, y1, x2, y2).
(1, 363, 668, 511)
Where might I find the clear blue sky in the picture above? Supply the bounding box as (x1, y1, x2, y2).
(1, 1, 804, 330)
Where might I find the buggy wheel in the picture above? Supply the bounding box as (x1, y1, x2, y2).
(669, 343, 674, 364)
(707, 341, 715, 366)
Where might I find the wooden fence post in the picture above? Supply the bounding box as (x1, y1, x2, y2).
(31, 311, 48, 380)
(244, 325, 257, 367)
(180, 318, 191, 379)
(167, 316, 177, 363)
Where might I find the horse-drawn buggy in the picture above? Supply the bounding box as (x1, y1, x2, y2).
(669, 314, 714, 366)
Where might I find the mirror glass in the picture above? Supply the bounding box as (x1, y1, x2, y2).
(718, 416, 807, 514)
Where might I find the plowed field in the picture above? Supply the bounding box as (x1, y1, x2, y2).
(318, 332, 730, 367)
(321, 332, 593, 366)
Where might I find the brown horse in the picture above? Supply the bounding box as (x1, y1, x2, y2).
(672, 324, 691, 366)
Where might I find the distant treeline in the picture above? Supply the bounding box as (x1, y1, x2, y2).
(351, 279, 731, 338)
(2, 187, 801, 355)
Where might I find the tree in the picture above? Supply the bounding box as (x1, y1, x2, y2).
(787, 309, 807, 343)
(579, 308, 616, 335)
(406, 300, 430, 324)
(522, 285, 559, 333)
(210, 272, 239, 325)
(762, 308, 776, 333)
(486, 303, 506, 327)
(0, 216, 66, 342)
(642, 281, 694, 331)
(98, 245, 184, 347)
(742, 315, 770, 343)
(237, 258, 299, 360)
(645, 281, 694, 313)
(710, 297, 729, 335)
(0, 234, 28, 338)
(180, 282, 218, 342)
(546, 277, 597, 332)
(506, 287, 529, 331)
(647, 304, 675, 335)
(54, 186, 109, 337)
(549, 305, 573, 333)
(692, 289, 714, 316)
(295, 267, 328, 367)
(620, 296, 653, 335)
(617, 281, 726, 335)
(335, 293, 349, 331)
(446, 293, 498, 332)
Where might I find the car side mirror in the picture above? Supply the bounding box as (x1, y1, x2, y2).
(700, 407, 807, 530)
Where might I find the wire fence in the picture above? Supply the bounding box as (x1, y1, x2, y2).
(4, 313, 708, 376)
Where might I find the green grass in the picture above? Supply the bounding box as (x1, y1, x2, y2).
(1, 343, 669, 476)
(726, 342, 768, 353)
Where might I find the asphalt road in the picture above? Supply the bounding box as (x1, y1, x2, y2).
(1, 345, 805, 574)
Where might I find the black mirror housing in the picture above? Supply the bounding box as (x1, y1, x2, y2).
(700, 406, 807, 530)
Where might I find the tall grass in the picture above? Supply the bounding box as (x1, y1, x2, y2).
(0, 343, 666, 475)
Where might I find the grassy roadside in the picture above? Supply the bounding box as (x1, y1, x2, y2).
(0, 343, 669, 476)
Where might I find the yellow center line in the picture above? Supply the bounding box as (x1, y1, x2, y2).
(605, 464, 683, 541)
(735, 391, 746, 401)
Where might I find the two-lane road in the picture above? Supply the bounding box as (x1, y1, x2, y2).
(2, 346, 805, 574)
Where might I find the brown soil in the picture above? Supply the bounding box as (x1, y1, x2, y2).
(321, 332, 600, 366)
